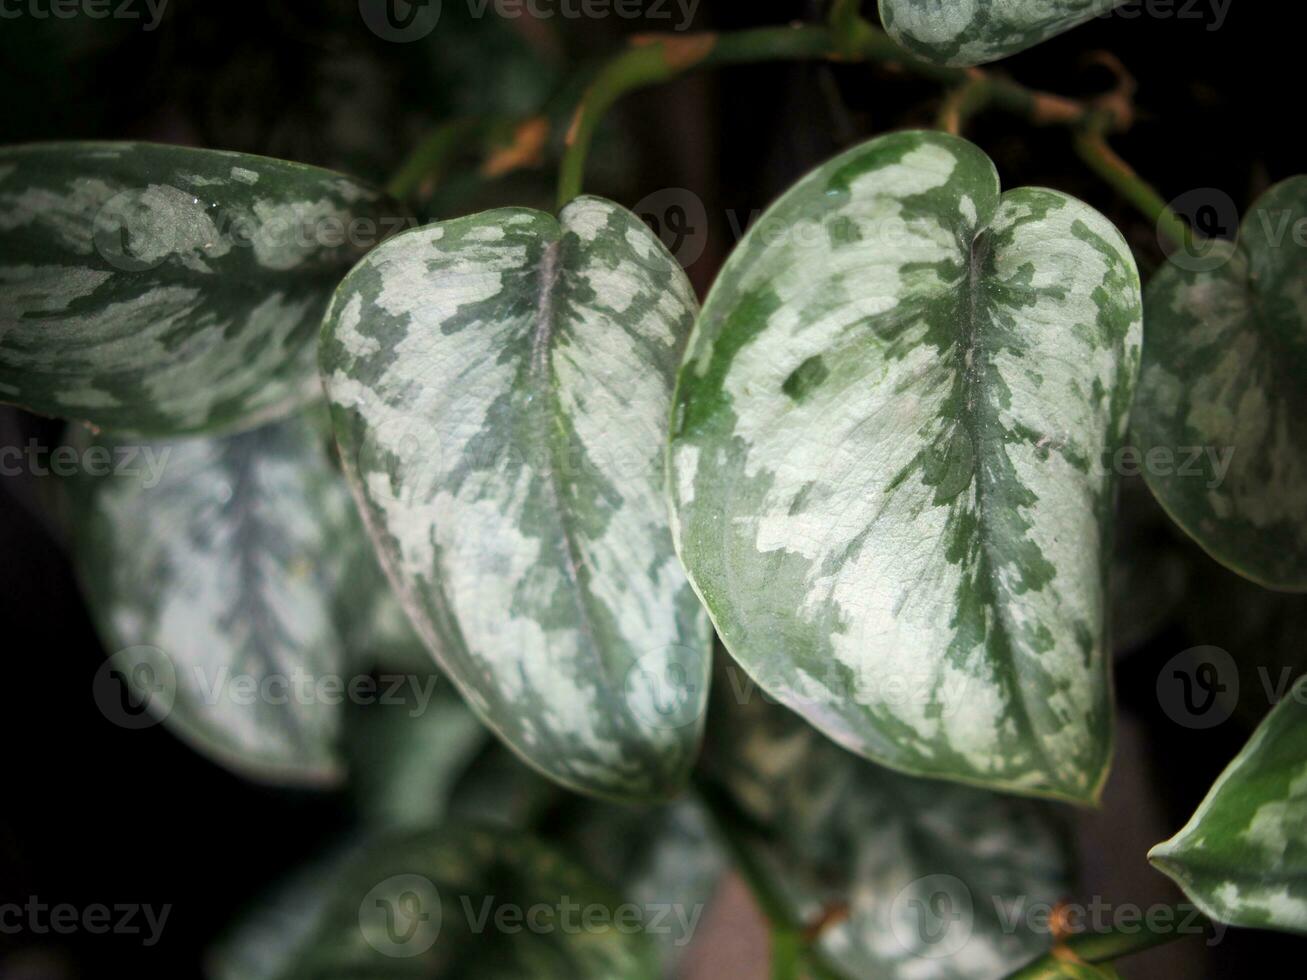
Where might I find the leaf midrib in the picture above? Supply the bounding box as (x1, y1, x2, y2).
(527, 234, 625, 748)
(958, 226, 1068, 793)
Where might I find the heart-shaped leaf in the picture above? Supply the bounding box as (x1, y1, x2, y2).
(879, 0, 1125, 66)
(669, 130, 1142, 802)
(0, 142, 400, 435)
(65, 409, 422, 784)
(702, 665, 1074, 977)
(321, 197, 712, 802)
(1131, 177, 1307, 592)
(241, 826, 661, 979)
(1150, 675, 1307, 934)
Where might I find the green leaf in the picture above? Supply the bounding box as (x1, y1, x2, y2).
(878, 0, 1125, 66)
(209, 844, 364, 980)
(321, 196, 712, 802)
(669, 130, 1142, 803)
(0, 142, 400, 435)
(445, 743, 566, 831)
(65, 410, 419, 784)
(703, 666, 1075, 978)
(560, 798, 724, 966)
(1131, 177, 1307, 592)
(268, 826, 661, 979)
(345, 680, 489, 832)
(1150, 675, 1307, 934)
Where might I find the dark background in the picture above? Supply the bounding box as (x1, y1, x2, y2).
(3, 1, 1306, 976)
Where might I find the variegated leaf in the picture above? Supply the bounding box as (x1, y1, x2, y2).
(65, 410, 422, 785)
(669, 130, 1142, 802)
(321, 196, 712, 802)
(879, 0, 1126, 67)
(270, 826, 661, 979)
(1150, 675, 1307, 934)
(703, 665, 1074, 978)
(1131, 176, 1307, 592)
(0, 142, 400, 435)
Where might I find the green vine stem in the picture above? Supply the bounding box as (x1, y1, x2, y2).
(386, 115, 547, 203)
(554, 17, 1190, 253)
(556, 21, 1088, 209)
(1073, 111, 1192, 248)
(827, 0, 864, 51)
(938, 71, 993, 135)
(386, 117, 485, 201)
(693, 775, 849, 980)
(1002, 910, 1204, 979)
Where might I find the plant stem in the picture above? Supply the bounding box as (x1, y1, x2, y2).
(827, 0, 863, 49)
(556, 21, 1088, 208)
(386, 117, 485, 201)
(1002, 912, 1203, 979)
(938, 72, 993, 135)
(1073, 113, 1190, 248)
(692, 775, 850, 980)
(771, 928, 804, 980)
